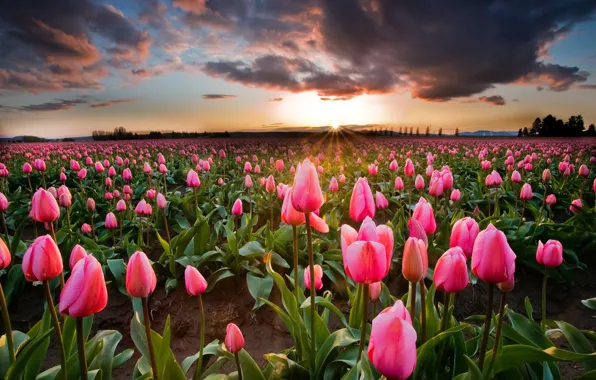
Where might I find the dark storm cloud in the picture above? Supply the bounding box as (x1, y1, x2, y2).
(203, 54, 400, 100)
(317, 0, 596, 100)
(0, 0, 151, 93)
(478, 95, 506, 106)
(202, 94, 237, 99)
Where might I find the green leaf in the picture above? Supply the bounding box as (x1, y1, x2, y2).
(315, 328, 359, 378)
(239, 241, 265, 258)
(107, 259, 128, 296)
(264, 353, 310, 379)
(181, 340, 222, 373)
(0, 331, 29, 379)
(205, 268, 235, 293)
(10, 218, 28, 255)
(112, 349, 134, 370)
(415, 325, 465, 378)
(582, 298, 596, 311)
(237, 348, 266, 380)
(3, 264, 25, 306)
(555, 320, 596, 371)
(246, 273, 274, 310)
(88, 330, 128, 380)
(5, 328, 54, 380)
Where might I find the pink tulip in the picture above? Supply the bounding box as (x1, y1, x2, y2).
(342, 217, 393, 284)
(281, 187, 328, 233)
(185, 266, 208, 295)
(87, 198, 96, 211)
(104, 192, 113, 201)
(81, 223, 92, 234)
(59, 172, 67, 182)
(275, 159, 285, 171)
(520, 183, 533, 200)
(578, 164, 589, 177)
(232, 199, 243, 216)
(329, 177, 339, 192)
(105, 212, 118, 229)
(395, 177, 404, 191)
(116, 199, 127, 212)
(570, 199, 582, 213)
(126, 251, 157, 298)
(0, 237, 11, 269)
(0, 193, 8, 212)
(108, 166, 116, 177)
(349, 177, 375, 222)
(77, 168, 87, 179)
(407, 219, 428, 247)
(428, 176, 443, 197)
(59, 255, 107, 317)
(244, 162, 252, 172)
(157, 193, 167, 209)
(187, 169, 200, 188)
(450, 189, 461, 202)
(368, 301, 417, 380)
(224, 323, 245, 353)
(449, 217, 479, 258)
(511, 170, 522, 183)
(536, 240, 563, 267)
(434, 247, 469, 293)
(541, 169, 551, 183)
(338, 174, 346, 183)
(94, 162, 104, 173)
(146, 189, 156, 199)
(375, 191, 389, 209)
(22, 235, 63, 281)
(291, 158, 324, 213)
(404, 159, 415, 177)
(401, 237, 428, 283)
(369, 281, 382, 301)
(122, 168, 132, 181)
(254, 164, 261, 174)
(30, 188, 60, 223)
(389, 160, 398, 171)
(265, 175, 276, 193)
(411, 197, 436, 235)
(546, 194, 556, 205)
(471, 224, 516, 284)
(23, 162, 32, 173)
(34, 159, 46, 172)
(304, 264, 323, 290)
(414, 174, 425, 190)
(69, 244, 87, 269)
(245, 175, 253, 189)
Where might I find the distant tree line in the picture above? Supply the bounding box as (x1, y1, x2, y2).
(91, 127, 230, 141)
(365, 126, 447, 137)
(518, 114, 595, 137)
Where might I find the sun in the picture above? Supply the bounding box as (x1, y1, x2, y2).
(331, 121, 340, 130)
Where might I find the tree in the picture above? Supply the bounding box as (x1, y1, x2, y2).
(567, 114, 584, 136)
(409, 127, 413, 136)
(523, 127, 529, 136)
(425, 126, 430, 137)
(518, 128, 523, 137)
(540, 115, 556, 136)
(531, 117, 543, 136)
(416, 127, 420, 136)
(438, 128, 443, 137)
(455, 128, 459, 137)
(586, 124, 595, 136)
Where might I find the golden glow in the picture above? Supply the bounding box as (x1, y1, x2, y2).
(331, 121, 340, 130)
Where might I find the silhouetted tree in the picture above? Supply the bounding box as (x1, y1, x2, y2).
(416, 127, 420, 136)
(531, 117, 543, 136)
(409, 127, 413, 136)
(587, 124, 596, 136)
(438, 128, 443, 137)
(523, 127, 529, 136)
(518, 128, 523, 137)
(455, 128, 459, 137)
(567, 114, 584, 136)
(425, 126, 430, 137)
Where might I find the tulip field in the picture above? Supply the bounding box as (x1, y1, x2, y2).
(0, 137, 595, 380)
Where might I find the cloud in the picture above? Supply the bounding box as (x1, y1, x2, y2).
(17, 98, 89, 112)
(90, 99, 138, 108)
(268, 97, 283, 102)
(578, 84, 596, 90)
(478, 95, 506, 106)
(518, 63, 589, 91)
(202, 94, 237, 100)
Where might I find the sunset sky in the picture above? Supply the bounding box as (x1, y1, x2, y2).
(1, 0, 596, 138)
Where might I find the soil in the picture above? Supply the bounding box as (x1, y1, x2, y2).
(5, 256, 595, 379)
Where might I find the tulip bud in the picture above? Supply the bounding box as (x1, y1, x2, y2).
(30, 188, 60, 223)
(304, 264, 323, 291)
(105, 212, 118, 229)
(369, 281, 382, 301)
(449, 217, 479, 258)
(520, 183, 533, 200)
(224, 323, 245, 353)
(157, 193, 167, 209)
(265, 175, 276, 193)
(232, 199, 243, 216)
(471, 224, 516, 284)
(245, 175, 253, 189)
(81, 223, 92, 234)
(350, 177, 375, 222)
(328, 177, 339, 192)
(116, 199, 127, 212)
(0, 237, 11, 269)
(401, 237, 428, 283)
(87, 198, 96, 211)
(291, 159, 324, 213)
(536, 240, 563, 267)
(433, 247, 469, 293)
(186, 169, 200, 188)
(185, 266, 208, 295)
(22, 235, 63, 281)
(0, 192, 9, 211)
(59, 255, 107, 317)
(546, 194, 556, 205)
(450, 189, 461, 202)
(375, 191, 389, 209)
(126, 251, 157, 298)
(412, 197, 436, 235)
(69, 244, 88, 270)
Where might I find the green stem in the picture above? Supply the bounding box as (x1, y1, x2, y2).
(487, 292, 507, 377)
(76, 317, 88, 380)
(235, 351, 242, 380)
(142, 297, 159, 380)
(478, 284, 494, 371)
(43, 281, 67, 379)
(292, 226, 299, 301)
(194, 188, 198, 216)
(357, 284, 369, 363)
(48, 223, 65, 289)
(0, 283, 15, 364)
(409, 281, 416, 322)
(420, 280, 426, 342)
(542, 266, 548, 331)
(248, 188, 252, 217)
(1, 212, 9, 249)
(193, 294, 205, 380)
(305, 213, 316, 376)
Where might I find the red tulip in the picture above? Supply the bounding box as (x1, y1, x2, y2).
(224, 323, 245, 353)
(569, 198, 582, 213)
(536, 240, 563, 267)
(126, 251, 156, 298)
(0, 237, 10, 269)
(22, 235, 63, 282)
(350, 177, 375, 222)
(471, 224, 516, 284)
(30, 188, 60, 223)
(59, 255, 107, 317)
(81, 223, 92, 234)
(546, 194, 556, 205)
(291, 158, 324, 213)
(433, 247, 469, 293)
(185, 266, 208, 295)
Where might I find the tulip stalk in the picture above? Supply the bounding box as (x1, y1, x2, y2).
(292, 225, 299, 301)
(247, 188, 252, 217)
(192, 294, 205, 380)
(420, 281, 426, 342)
(234, 351, 243, 380)
(1, 211, 9, 247)
(76, 317, 88, 380)
(487, 292, 507, 376)
(0, 282, 15, 364)
(43, 281, 67, 379)
(357, 283, 369, 363)
(541, 266, 548, 331)
(162, 210, 171, 244)
(478, 284, 494, 370)
(47, 223, 65, 289)
(26, 173, 32, 192)
(304, 213, 316, 373)
(141, 297, 159, 380)
(409, 282, 416, 326)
